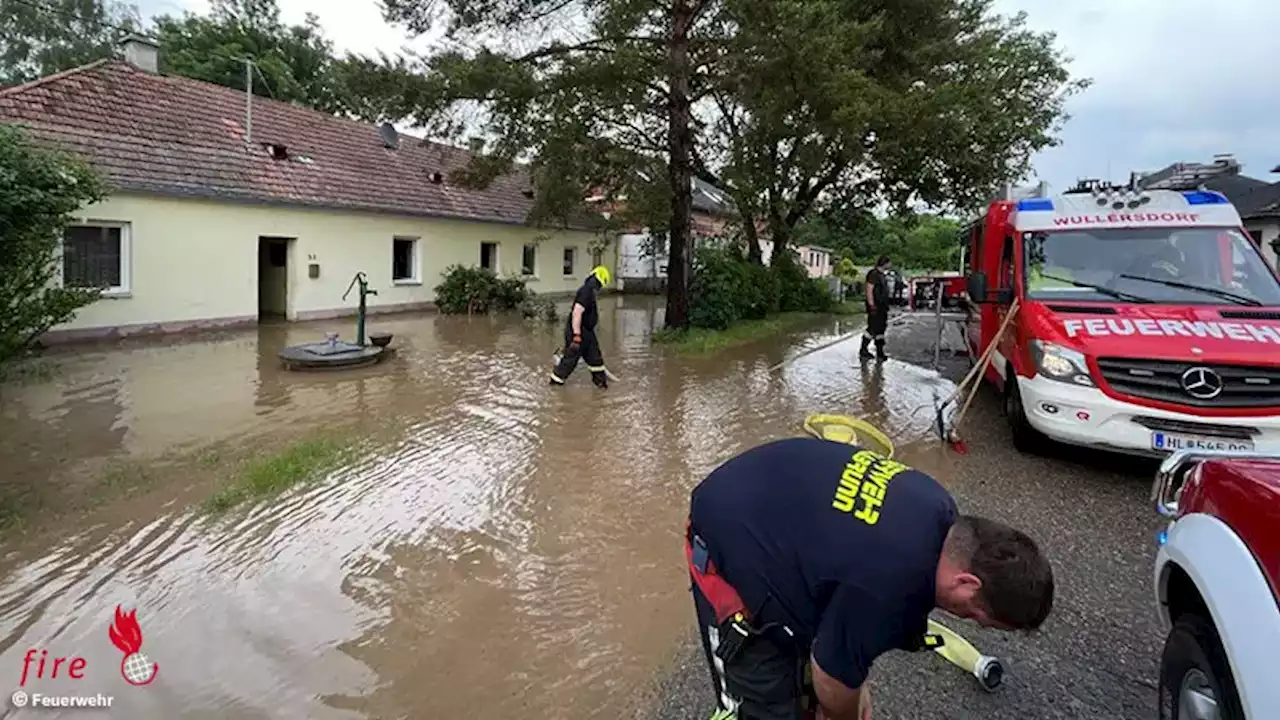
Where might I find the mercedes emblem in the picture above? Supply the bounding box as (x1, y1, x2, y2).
(1180, 366, 1224, 400)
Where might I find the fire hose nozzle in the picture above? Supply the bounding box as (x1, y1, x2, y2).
(972, 654, 1005, 692)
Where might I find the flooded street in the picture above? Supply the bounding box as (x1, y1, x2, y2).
(0, 295, 956, 719)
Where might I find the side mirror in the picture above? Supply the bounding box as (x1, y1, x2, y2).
(966, 272, 988, 303)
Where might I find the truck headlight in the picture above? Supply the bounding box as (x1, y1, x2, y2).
(1030, 340, 1095, 387)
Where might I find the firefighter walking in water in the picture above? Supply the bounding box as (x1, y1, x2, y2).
(860, 255, 891, 361)
(551, 265, 611, 388)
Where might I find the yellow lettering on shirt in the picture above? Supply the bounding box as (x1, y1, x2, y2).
(830, 449, 910, 525)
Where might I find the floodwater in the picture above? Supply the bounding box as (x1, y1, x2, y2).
(0, 295, 956, 719)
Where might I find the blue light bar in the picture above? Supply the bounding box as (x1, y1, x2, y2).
(1182, 190, 1229, 205)
(1016, 198, 1054, 212)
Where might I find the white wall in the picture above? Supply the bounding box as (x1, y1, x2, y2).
(55, 194, 609, 336)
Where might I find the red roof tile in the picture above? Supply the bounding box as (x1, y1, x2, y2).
(0, 60, 544, 226)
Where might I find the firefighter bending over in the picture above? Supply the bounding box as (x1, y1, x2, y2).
(551, 265, 612, 388)
(686, 437, 1054, 720)
(860, 255, 891, 361)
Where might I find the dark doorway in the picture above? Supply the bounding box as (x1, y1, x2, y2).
(258, 237, 291, 319)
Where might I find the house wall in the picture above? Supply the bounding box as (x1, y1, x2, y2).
(798, 247, 832, 278)
(49, 194, 607, 341)
(1246, 221, 1280, 270)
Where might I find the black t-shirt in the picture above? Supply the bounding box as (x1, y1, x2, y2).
(689, 437, 957, 690)
(866, 267, 889, 308)
(571, 277, 600, 332)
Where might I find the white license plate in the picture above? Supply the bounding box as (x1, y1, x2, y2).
(1151, 432, 1254, 452)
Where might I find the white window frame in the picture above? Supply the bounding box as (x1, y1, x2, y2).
(392, 236, 421, 285)
(563, 246, 577, 276)
(521, 243, 538, 277)
(62, 220, 132, 297)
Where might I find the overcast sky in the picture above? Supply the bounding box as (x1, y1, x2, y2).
(144, 0, 1280, 193)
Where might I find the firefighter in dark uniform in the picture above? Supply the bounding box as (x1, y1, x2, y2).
(860, 255, 892, 361)
(686, 438, 1054, 720)
(551, 265, 612, 388)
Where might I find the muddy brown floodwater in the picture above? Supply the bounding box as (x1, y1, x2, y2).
(0, 295, 956, 719)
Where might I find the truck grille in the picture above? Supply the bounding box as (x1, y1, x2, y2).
(1095, 358, 1280, 408)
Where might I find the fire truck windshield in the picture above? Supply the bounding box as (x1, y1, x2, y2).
(1023, 227, 1280, 306)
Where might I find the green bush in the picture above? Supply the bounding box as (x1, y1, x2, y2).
(772, 249, 833, 313)
(434, 265, 531, 314)
(688, 245, 750, 330)
(519, 293, 558, 323)
(686, 243, 831, 330)
(1, 126, 108, 365)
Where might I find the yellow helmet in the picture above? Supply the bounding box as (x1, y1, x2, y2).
(591, 265, 611, 288)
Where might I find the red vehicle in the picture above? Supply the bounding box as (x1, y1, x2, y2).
(908, 272, 966, 311)
(963, 181, 1280, 456)
(1151, 449, 1280, 719)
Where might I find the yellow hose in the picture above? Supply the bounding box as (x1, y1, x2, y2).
(927, 618, 1003, 691)
(801, 414, 895, 458)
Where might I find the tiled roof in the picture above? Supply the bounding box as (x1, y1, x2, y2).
(0, 59, 552, 226)
(1236, 183, 1280, 220)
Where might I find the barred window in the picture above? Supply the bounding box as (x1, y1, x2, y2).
(64, 225, 125, 289)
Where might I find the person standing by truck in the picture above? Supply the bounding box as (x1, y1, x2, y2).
(860, 255, 892, 360)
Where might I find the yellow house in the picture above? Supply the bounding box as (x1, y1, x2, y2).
(0, 36, 610, 343)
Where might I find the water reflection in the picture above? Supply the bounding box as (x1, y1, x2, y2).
(0, 297, 955, 718)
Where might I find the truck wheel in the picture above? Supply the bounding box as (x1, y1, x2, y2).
(1004, 369, 1046, 454)
(1159, 614, 1245, 720)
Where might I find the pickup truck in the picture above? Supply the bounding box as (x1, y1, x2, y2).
(1151, 449, 1280, 719)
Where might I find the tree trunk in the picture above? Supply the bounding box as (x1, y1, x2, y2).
(743, 213, 763, 264)
(772, 223, 791, 258)
(663, 0, 695, 329)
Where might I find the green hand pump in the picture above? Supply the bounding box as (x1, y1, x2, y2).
(342, 272, 377, 346)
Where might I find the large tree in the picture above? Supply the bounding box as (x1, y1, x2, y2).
(376, 0, 1083, 329)
(379, 0, 715, 328)
(698, 0, 1086, 260)
(0, 0, 139, 85)
(152, 0, 420, 120)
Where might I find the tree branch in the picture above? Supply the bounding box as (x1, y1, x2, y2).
(514, 36, 663, 63)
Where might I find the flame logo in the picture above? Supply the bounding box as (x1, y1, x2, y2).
(108, 605, 158, 686)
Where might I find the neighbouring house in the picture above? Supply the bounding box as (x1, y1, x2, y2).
(616, 177, 834, 291)
(1136, 155, 1280, 269)
(756, 239, 834, 278)
(797, 245, 834, 278)
(615, 177, 740, 292)
(0, 35, 611, 343)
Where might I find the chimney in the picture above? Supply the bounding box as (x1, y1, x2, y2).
(119, 34, 159, 73)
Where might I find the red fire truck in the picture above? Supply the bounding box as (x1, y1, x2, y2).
(963, 180, 1280, 456)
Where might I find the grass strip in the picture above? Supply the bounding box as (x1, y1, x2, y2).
(203, 435, 353, 512)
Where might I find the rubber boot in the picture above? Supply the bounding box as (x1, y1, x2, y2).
(875, 338, 887, 361)
(591, 371, 608, 389)
(859, 336, 874, 360)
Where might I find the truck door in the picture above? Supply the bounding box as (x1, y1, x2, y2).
(989, 232, 1019, 387)
(965, 221, 986, 354)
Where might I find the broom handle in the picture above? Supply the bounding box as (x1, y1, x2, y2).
(953, 300, 1020, 430)
(943, 299, 1020, 407)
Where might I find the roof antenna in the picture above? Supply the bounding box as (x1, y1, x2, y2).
(243, 58, 253, 147)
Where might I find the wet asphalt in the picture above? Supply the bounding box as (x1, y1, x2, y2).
(648, 312, 1168, 720)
